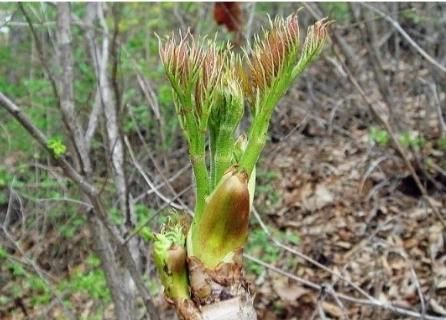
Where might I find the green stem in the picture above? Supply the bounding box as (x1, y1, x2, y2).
(190, 141, 209, 221)
(180, 89, 210, 220)
(240, 74, 292, 176)
(214, 125, 235, 185)
(239, 114, 269, 178)
(209, 125, 218, 189)
(171, 270, 189, 300)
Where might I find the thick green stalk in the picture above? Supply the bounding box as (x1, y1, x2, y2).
(190, 141, 209, 221)
(169, 267, 189, 300)
(209, 115, 220, 189)
(239, 91, 277, 177)
(212, 80, 244, 185)
(214, 125, 235, 186)
(181, 86, 210, 220)
(239, 68, 293, 177)
(239, 114, 269, 178)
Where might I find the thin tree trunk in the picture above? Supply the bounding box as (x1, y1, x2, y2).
(56, 3, 92, 176)
(88, 214, 136, 320)
(55, 4, 139, 319)
(84, 3, 141, 318)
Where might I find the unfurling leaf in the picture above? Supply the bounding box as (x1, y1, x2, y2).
(190, 167, 250, 269)
(243, 14, 300, 101)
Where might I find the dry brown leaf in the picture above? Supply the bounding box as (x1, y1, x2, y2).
(302, 184, 334, 211)
(272, 276, 311, 305)
(429, 224, 444, 260)
(322, 301, 344, 318)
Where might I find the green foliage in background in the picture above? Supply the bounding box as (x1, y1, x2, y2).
(399, 131, 425, 149)
(246, 227, 300, 276)
(0, 249, 109, 315)
(256, 169, 281, 207)
(369, 127, 427, 150)
(320, 3, 350, 22)
(60, 255, 110, 302)
(438, 136, 446, 151)
(47, 136, 67, 158)
(369, 127, 390, 146)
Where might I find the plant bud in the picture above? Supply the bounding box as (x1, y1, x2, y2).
(191, 167, 250, 269)
(209, 57, 244, 136)
(153, 224, 189, 300)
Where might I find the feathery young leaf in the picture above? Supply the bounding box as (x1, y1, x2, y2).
(159, 32, 223, 131)
(243, 14, 300, 101)
(292, 18, 330, 78)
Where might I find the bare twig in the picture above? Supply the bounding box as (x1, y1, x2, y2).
(250, 205, 444, 319)
(361, 3, 446, 73)
(133, 163, 191, 203)
(309, 3, 360, 71)
(136, 73, 161, 120)
(350, 4, 396, 125)
(134, 73, 168, 166)
(431, 83, 446, 136)
(0, 93, 96, 196)
(124, 184, 193, 244)
(18, 4, 60, 104)
(244, 254, 445, 320)
(124, 137, 191, 213)
(83, 5, 156, 318)
(92, 3, 131, 223)
(85, 90, 102, 149)
(251, 206, 374, 301)
(244, 2, 256, 45)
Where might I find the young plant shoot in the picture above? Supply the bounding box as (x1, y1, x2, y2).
(153, 14, 329, 319)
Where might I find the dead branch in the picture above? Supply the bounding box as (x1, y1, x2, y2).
(124, 137, 191, 213)
(1, 190, 75, 320)
(361, 3, 446, 73)
(87, 3, 131, 224)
